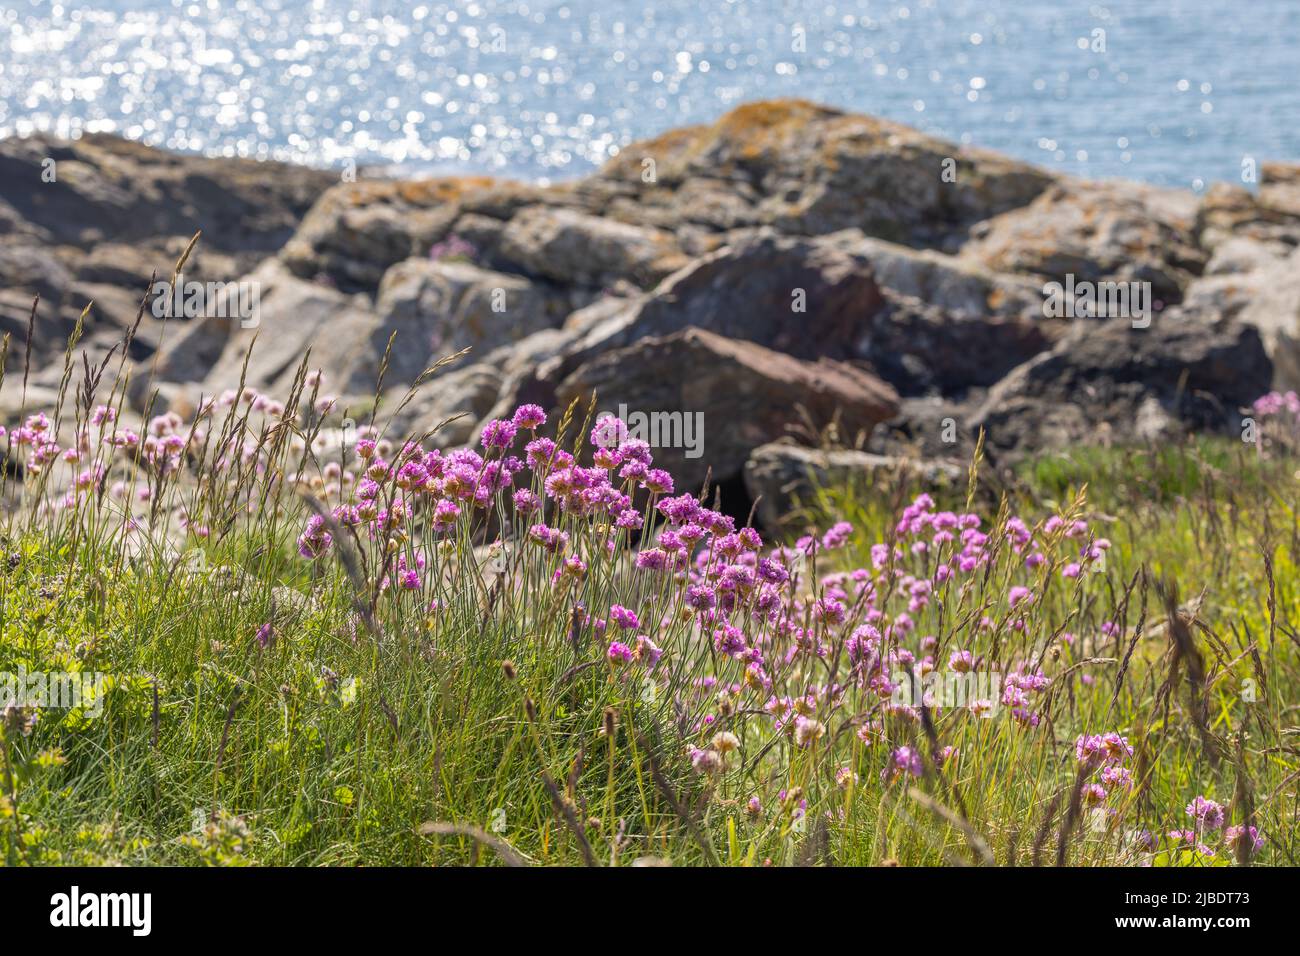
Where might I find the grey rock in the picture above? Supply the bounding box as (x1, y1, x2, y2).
(963, 181, 1206, 305)
(554, 326, 900, 490)
(969, 317, 1271, 456)
(495, 206, 689, 289)
(372, 258, 587, 384)
(744, 442, 965, 529)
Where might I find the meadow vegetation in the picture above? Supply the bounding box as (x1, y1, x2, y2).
(0, 314, 1296, 867)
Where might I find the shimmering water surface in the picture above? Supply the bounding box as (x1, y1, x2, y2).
(1, 0, 1296, 188)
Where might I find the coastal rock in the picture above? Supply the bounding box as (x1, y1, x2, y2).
(568, 230, 887, 361)
(486, 228, 1050, 427)
(869, 395, 982, 460)
(494, 206, 689, 289)
(372, 257, 588, 384)
(853, 294, 1053, 396)
(0, 133, 334, 368)
(848, 235, 1041, 320)
(591, 99, 1055, 246)
(743, 442, 965, 529)
(962, 181, 1206, 305)
(1196, 177, 1300, 252)
(279, 177, 501, 291)
(1, 97, 1291, 456)
(1235, 246, 1300, 390)
(553, 327, 900, 490)
(1203, 235, 1293, 276)
(0, 244, 73, 306)
(143, 259, 382, 403)
(0, 133, 332, 255)
(969, 317, 1270, 456)
(384, 360, 506, 448)
(483, 229, 894, 420)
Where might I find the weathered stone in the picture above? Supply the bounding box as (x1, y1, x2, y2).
(384, 360, 506, 448)
(963, 181, 1206, 305)
(869, 395, 982, 459)
(849, 235, 1041, 320)
(1179, 273, 1264, 322)
(0, 243, 72, 306)
(852, 293, 1054, 396)
(0, 134, 332, 370)
(554, 327, 899, 489)
(372, 258, 588, 384)
(495, 206, 688, 289)
(533, 229, 889, 376)
(969, 317, 1270, 456)
(279, 177, 498, 291)
(594, 99, 1055, 247)
(1235, 246, 1300, 390)
(3, 98, 1295, 457)
(1197, 180, 1300, 253)
(491, 228, 1051, 418)
(142, 258, 382, 403)
(0, 133, 332, 253)
(1204, 236, 1293, 276)
(743, 442, 965, 529)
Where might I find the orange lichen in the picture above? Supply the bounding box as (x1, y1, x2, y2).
(336, 176, 501, 209)
(709, 99, 840, 161)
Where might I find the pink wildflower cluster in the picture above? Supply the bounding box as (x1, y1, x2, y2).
(1250, 390, 1300, 455)
(1156, 795, 1264, 860)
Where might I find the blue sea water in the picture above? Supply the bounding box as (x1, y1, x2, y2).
(1, 0, 1296, 189)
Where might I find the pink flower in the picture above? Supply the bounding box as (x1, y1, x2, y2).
(480, 419, 518, 449)
(821, 521, 853, 549)
(1074, 732, 1132, 767)
(685, 584, 717, 612)
(634, 635, 663, 667)
(1082, 783, 1107, 805)
(1185, 796, 1225, 831)
(297, 515, 333, 559)
(590, 414, 628, 450)
(1225, 825, 1264, 857)
(883, 746, 924, 783)
(511, 404, 546, 430)
(948, 649, 975, 673)
(609, 604, 640, 631)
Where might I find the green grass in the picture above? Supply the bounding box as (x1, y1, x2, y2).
(1, 328, 1296, 866)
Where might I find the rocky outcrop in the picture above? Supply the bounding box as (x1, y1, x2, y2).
(1196, 165, 1300, 252)
(744, 442, 965, 529)
(494, 207, 689, 288)
(585, 99, 1055, 246)
(969, 318, 1269, 454)
(553, 327, 900, 490)
(0, 133, 333, 252)
(548, 230, 888, 365)
(1234, 247, 1300, 390)
(0, 132, 336, 369)
(279, 177, 509, 291)
(373, 257, 590, 384)
(962, 181, 1206, 305)
(140, 258, 381, 405)
(2, 97, 1293, 514)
